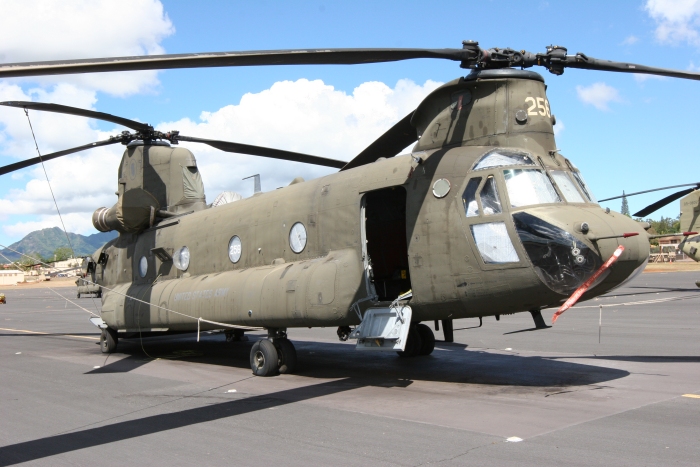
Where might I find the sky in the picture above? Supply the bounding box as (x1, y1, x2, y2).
(1, 0, 699, 248)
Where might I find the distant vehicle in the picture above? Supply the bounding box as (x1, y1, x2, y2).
(75, 258, 101, 298)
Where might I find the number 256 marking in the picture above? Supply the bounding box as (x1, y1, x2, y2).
(525, 97, 551, 118)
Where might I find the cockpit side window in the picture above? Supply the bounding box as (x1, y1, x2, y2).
(473, 149, 535, 171)
(571, 171, 596, 203)
(551, 171, 586, 203)
(480, 176, 502, 215)
(462, 177, 482, 217)
(565, 158, 597, 203)
(504, 169, 561, 208)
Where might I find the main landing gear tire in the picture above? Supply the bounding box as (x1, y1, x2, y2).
(100, 328, 118, 353)
(275, 338, 298, 374)
(416, 323, 435, 356)
(397, 324, 423, 358)
(250, 339, 279, 377)
(77, 293, 81, 298)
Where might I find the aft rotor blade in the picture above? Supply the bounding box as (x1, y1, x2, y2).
(341, 111, 418, 171)
(0, 138, 121, 176)
(177, 135, 346, 168)
(633, 188, 696, 218)
(0, 48, 470, 78)
(0, 101, 152, 132)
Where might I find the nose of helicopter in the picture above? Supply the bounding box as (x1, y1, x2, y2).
(512, 206, 649, 297)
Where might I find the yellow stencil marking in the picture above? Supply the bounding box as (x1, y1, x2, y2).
(682, 394, 700, 399)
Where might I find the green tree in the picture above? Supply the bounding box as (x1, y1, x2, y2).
(645, 215, 681, 236)
(621, 191, 630, 217)
(53, 247, 72, 262)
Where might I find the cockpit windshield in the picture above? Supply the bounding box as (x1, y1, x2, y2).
(503, 169, 561, 208)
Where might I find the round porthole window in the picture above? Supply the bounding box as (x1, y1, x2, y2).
(432, 178, 451, 198)
(139, 256, 148, 277)
(228, 236, 242, 263)
(173, 246, 190, 271)
(289, 222, 307, 253)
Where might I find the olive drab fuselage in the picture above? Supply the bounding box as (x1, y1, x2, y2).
(93, 70, 650, 333)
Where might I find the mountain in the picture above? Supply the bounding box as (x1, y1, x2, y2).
(0, 227, 118, 263)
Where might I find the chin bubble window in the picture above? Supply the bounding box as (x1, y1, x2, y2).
(513, 212, 602, 295)
(470, 222, 519, 264)
(228, 236, 242, 263)
(138, 256, 148, 277)
(173, 246, 190, 271)
(504, 168, 561, 208)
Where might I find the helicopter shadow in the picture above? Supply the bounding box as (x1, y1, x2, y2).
(91, 331, 629, 388)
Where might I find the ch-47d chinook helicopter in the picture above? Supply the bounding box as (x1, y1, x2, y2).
(2, 42, 697, 376)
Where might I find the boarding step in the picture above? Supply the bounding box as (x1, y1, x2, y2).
(349, 305, 412, 352)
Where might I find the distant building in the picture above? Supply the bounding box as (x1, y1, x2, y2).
(48, 257, 81, 277)
(0, 270, 24, 286)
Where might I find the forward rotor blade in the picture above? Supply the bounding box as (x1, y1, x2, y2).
(177, 135, 345, 168)
(341, 111, 418, 171)
(633, 188, 696, 218)
(0, 138, 121, 176)
(0, 48, 469, 78)
(0, 101, 152, 132)
(559, 54, 700, 81)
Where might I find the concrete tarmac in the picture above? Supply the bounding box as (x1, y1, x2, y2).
(1, 271, 699, 466)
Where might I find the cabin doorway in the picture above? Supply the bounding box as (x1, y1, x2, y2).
(362, 187, 412, 301)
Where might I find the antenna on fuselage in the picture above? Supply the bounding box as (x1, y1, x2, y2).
(243, 174, 261, 194)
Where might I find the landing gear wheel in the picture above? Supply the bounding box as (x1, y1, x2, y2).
(100, 328, 118, 353)
(397, 324, 422, 358)
(77, 293, 80, 298)
(417, 323, 435, 356)
(275, 338, 297, 374)
(250, 339, 279, 377)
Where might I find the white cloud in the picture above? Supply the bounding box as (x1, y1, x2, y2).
(0, 1, 443, 243)
(645, 0, 700, 46)
(621, 35, 640, 45)
(576, 82, 622, 111)
(0, 0, 174, 96)
(157, 78, 441, 197)
(0, 78, 443, 240)
(553, 118, 565, 136)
